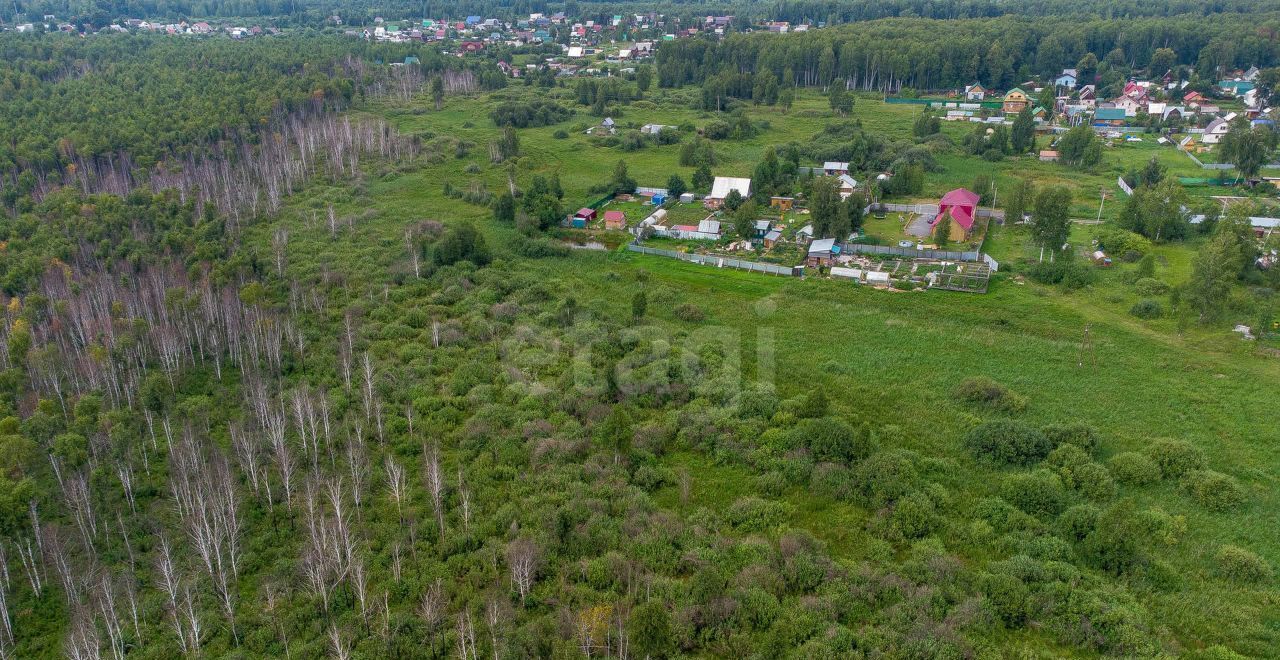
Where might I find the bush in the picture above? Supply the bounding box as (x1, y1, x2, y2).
(726, 496, 793, 532)
(1145, 439, 1206, 479)
(797, 418, 876, 465)
(964, 420, 1053, 466)
(889, 492, 937, 539)
(553, 129, 569, 139)
(953, 376, 1027, 413)
(1097, 227, 1152, 257)
(1108, 452, 1161, 486)
(1129, 299, 1163, 319)
(852, 449, 919, 508)
(1002, 469, 1068, 517)
(1058, 503, 1100, 541)
(1180, 470, 1246, 511)
(810, 462, 854, 500)
(1041, 423, 1101, 455)
(1134, 278, 1169, 296)
(673, 303, 705, 322)
(1072, 463, 1118, 502)
(1214, 545, 1273, 582)
(980, 572, 1030, 625)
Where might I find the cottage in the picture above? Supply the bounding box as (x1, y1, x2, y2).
(964, 83, 987, 101)
(1054, 69, 1078, 89)
(931, 188, 980, 242)
(770, 196, 795, 211)
(1183, 91, 1205, 105)
(806, 238, 841, 266)
(1093, 107, 1127, 126)
(822, 161, 850, 176)
(797, 224, 814, 240)
(1002, 88, 1030, 115)
(837, 174, 858, 200)
(668, 218, 722, 240)
(1038, 150, 1060, 162)
(753, 219, 773, 239)
(706, 176, 752, 208)
(603, 210, 626, 230)
(763, 229, 782, 248)
(1201, 117, 1232, 145)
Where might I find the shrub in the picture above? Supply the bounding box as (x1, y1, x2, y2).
(797, 418, 876, 464)
(810, 462, 854, 500)
(889, 492, 937, 539)
(974, 496, 1035, 534)
(1002, 469, 1068, 517)
(1129, 299, 1163, 319)
(964, 420, 1053, 466)
(1096, 227, 1152, 256)
(1072, 463, 1118, 502)
(553, 129, 570, 139)
(1082, 500, 1143, 573)
(1214, 545, 1273, 582)
(1145, 439, 1206, 479)
(1058, 503, 1100, 541)
(1134, 277, 1169, 296)
(1180, 470, 1246, 511)
(1041, 423, 1101, 455)
(726, 496, 793, 532)
(1108, 452, 1160, 486)
(981, 572, 1030, 625)
(852, 449, 919, 508)
(953, 376, 1027, 413)
(673, 303, 705, 322)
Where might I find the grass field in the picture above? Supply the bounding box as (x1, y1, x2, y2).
(257, 87, 1280, 655)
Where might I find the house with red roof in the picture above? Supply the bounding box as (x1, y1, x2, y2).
(603, 210, 626, 230)
(932, 188, 980, 242)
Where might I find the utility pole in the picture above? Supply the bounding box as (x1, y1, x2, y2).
(1097, 187, 1107, 221)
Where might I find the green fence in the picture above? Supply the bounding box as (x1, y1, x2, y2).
(1177, 177, 1234, 187)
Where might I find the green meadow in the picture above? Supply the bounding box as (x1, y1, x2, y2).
(249, 86, 1280, 654)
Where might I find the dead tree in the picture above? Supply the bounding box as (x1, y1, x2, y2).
(506, 538, 540, 605)
(423, 442, 446, 538)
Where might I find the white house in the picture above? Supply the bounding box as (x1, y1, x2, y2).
(1201, 117, 1232, 145)
(964, 83, 986, 101)
(1054, 69, 1078, 89)
(706, 176, 751, 208)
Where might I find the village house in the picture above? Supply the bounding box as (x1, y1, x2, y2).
(1201, 117, 1232, 145)
(837, 174, 858, 200)
(705, 176, 752, 209)
(670, 218, 722, 240)
(1038, 150, 1060, 162)
(964, 83, 987, 101)
(1002, 88, 1030, 115)
(770, 196, 795, 211)
(806, 238, 841, 266)
(1054, 69, 1078, 89)
(762, 229, 782, 248)
(822, 161, 850, 176)
(753, 219, 774, 239)
(1093, 107, 1127, 127)
(604, 210, 626, 230)
(931, 188, 980, 242)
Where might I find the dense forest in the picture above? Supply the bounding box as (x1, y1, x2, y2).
(0, 34, 506, 221)
(654, 13, 1280, 93)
